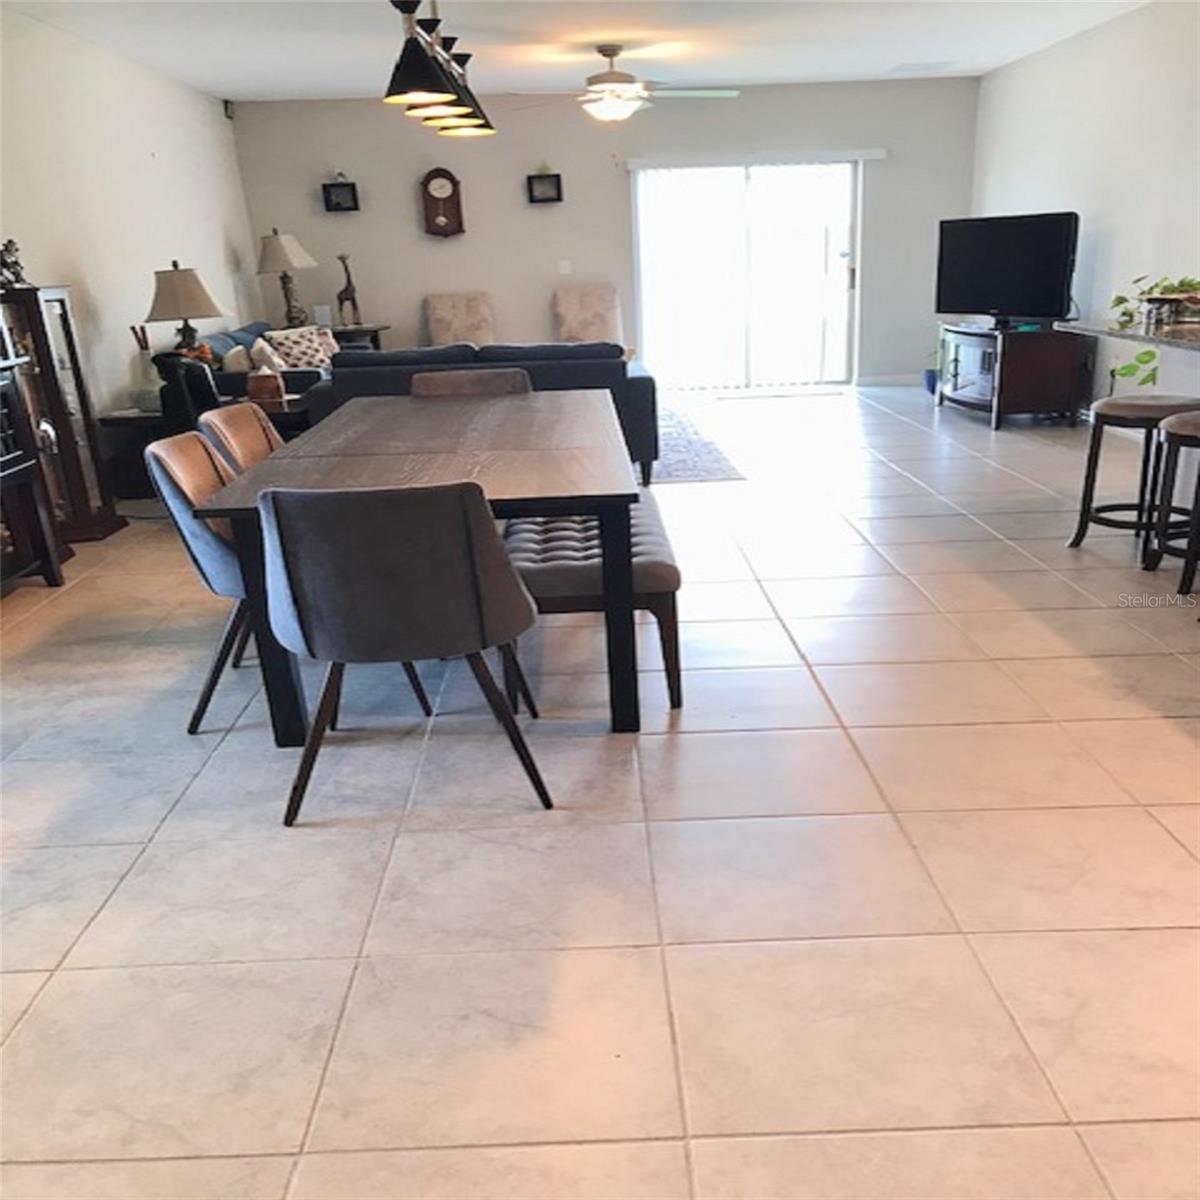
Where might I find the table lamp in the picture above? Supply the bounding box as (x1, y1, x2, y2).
(145, 260, 224, 349)
(257, 228, 317, 327)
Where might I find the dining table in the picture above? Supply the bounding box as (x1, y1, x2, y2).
(194, 388, 643, 744)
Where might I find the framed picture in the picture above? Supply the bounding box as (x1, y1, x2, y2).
(322, 181, 360, 213)
(526, 173, 563, 204)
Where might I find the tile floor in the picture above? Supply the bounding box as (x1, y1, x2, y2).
(1, 386, 1198, 1200)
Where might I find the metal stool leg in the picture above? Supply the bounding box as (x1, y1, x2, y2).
(1145, 437, 1180, 572)
(1068, 418, 1105, 548)
(1179, 472, 1200, 596)
(1141, 432, 1166, 566)
(1133, 427, 1156, 539)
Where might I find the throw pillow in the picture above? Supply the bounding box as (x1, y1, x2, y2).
(264, 325, 332, 369)
(222, 344, 251, 373)
(250, 337, 288, 372)
(315, 327, 339, 359)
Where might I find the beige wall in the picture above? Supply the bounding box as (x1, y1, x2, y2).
(973, 0, 1200, 392)
(232, 78, 978, 382)
(0, 9, 260, 413)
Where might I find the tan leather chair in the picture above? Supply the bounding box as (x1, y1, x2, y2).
(411, 368, 532, 397)
(144, 432, 246, 734)
(199, 402, 284, 474)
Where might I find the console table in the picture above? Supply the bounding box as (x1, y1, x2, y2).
(937, 324, 1095, 430)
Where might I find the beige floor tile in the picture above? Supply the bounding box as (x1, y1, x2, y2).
(854, 514, 996, 544)
(66, 833, 390, 967)
(690, 1128, 1109, 1200)
(1014, 536, 1147, 572)
(0, 1158, 293, 1200)
(788, 613, 986, 664)
(974, 930, 1200, 1121)
(651, 815, 951, 942)
(1153, 805, 1200, 856)
(1, 844, 139, 970)
(677, 581, 774, 622)
(979, 510, 1122, 540)
(155, 724, 426, 840)
(997, 655, 1200, 720)
(1, 960, 352, 1159)
(764, 575, 935, 617)
(0, 757, 200, 847)
(912, 570, 1100, 612)
(854, 723, 1133, 810)
(365, 824, 657, 954)
(291, 1143, 690, 1200)
(952, 609, 1165, 659)
(673, 620, 802, 669)
(879, 541, 1043, 575)
(951, 492, 1078, 516)
(903, 808, 1199, 930)
(740, 541, 897, 581)
(529, 623, 663, 675)
(639, 729, 883, 820)
(1061, 718, 1200, 805)
(1064, 568, 1184, 607)
(1118, 604, 1200, 653)
(817, 661, 1049, 726)
(1079, 1120, 1200, 1200)
(308, 949, 681, 1149)
(667, 937, 1061, 1134)
(407, 730, 642, 830)
(641, 667, 838, 733)
(1, 972, 47, 1041)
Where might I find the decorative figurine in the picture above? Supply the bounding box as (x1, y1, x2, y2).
(0, 239, 31, 287)
(336, 254, 362, 326)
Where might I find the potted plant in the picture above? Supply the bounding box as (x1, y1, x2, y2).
(1111, 275, 1200, 330)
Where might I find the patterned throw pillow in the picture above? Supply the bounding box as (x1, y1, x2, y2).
(315, 327, 339, 359)
(250, 337, 288, 372)
(264, 325, 332, 369)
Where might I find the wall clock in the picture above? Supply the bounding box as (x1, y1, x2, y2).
(420, 168, 464, 237)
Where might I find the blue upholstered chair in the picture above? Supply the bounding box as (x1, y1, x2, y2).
(258, 482, 551, 825)
(144, 432, 247, 734)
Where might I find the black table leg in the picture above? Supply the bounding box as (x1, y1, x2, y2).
(231, 515, 308, 747)
(599, 503, 640, 733)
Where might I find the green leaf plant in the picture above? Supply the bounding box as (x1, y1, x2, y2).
(1113, 347, 1158, 388)
(1110, 274, 1200, 330)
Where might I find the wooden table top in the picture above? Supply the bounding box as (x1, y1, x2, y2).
(197, 389, 639, 518)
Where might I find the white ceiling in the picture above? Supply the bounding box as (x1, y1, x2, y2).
(9, 1, 1144, 101)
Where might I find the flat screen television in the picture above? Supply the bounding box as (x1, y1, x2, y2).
(936, 212, 1079, 322)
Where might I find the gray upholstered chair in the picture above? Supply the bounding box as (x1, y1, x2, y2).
(198, 402, 284, 474)
(411, 368, 532, 397)
(504, 489, 683, 708)
(258, 482, 551, 825)
(144, 432, 248, 734)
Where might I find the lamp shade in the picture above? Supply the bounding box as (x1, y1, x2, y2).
(145, 261, 224, 322)
(257, 229, 317, 275)
(383, 35, 457, 106)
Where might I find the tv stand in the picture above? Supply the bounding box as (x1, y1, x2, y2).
(937, 323, 1095, 429)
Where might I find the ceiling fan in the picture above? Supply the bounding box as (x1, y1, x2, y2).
(577, 44, 740, 122)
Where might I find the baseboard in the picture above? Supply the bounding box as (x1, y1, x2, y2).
(855, 374, 922, 387)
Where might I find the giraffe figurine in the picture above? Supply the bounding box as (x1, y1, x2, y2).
(335, 254, 362, 326)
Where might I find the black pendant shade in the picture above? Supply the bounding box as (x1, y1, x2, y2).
(384, 35, 457, 105)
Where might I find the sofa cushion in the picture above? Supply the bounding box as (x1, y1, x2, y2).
(230, 321, 270, 349)
(200, 331, 238, 362)
(333, 343, 477, 370)
(264, 325, 333, 369)
(477, 341, 624, 363)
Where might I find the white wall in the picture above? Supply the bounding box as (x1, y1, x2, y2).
(0, 9, 261, 413)
(973, 0, 1200, 392)
(232, 78, 978, 382)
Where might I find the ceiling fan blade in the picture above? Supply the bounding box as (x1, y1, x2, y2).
(646, 88, 740, 98)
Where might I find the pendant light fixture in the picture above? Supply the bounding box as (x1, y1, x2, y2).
(383, 0, 456, 106)
(383, 1, 496, 136)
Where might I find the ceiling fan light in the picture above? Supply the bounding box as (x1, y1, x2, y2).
(383, 36, 457, 106)
(580, 93, 646, 122)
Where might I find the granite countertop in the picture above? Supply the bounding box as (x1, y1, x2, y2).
(1054, 320, 1200, 352)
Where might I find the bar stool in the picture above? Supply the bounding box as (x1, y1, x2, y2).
(1144, 410, 1200, 594)
(1068, 395, 1200, 548)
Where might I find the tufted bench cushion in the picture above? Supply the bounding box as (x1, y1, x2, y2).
(504, 489, 681, 599)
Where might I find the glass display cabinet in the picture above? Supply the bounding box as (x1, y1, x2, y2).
(1, 286, 125, 541)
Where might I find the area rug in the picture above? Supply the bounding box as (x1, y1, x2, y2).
(653, 403, 744, 483)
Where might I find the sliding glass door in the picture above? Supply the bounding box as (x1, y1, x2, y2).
(634, 161, 856, 391)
